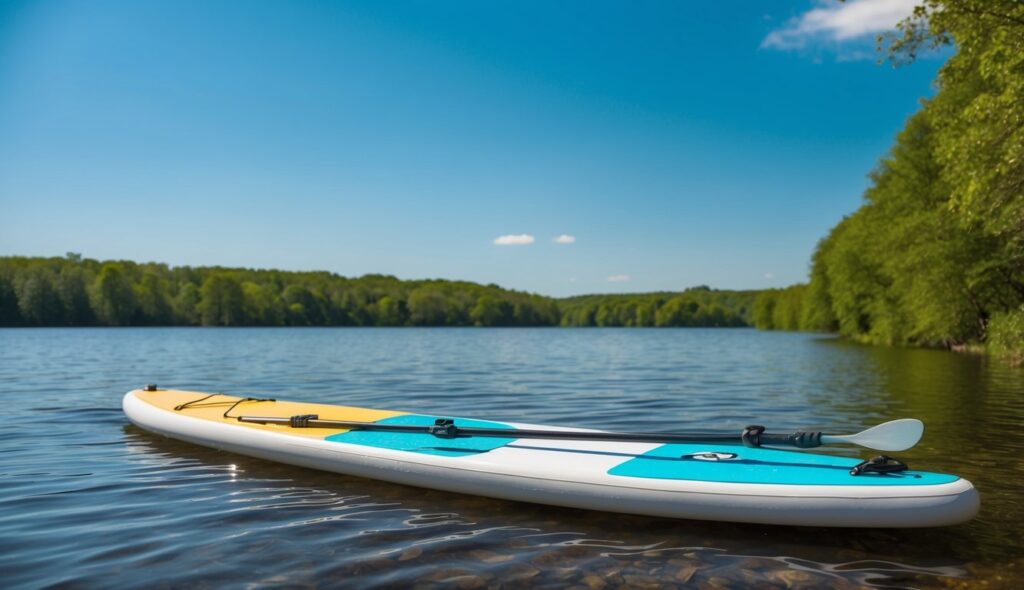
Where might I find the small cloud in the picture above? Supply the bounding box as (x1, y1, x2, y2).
(553, 234, 576, 244)
(607, 274, 631, 282)
(568, 277, 577, 283)
(493, 234, 535, 246)
(762, 0, 917, 51)
(763, 272, 775, 279)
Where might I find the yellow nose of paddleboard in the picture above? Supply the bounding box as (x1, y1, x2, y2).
(132, 387, 405, 439)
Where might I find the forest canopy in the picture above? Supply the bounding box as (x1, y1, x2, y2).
(752, 0, 1024, 362)
(0, 255, 756, 328)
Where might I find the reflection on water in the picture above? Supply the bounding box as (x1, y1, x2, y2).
(0, 328, 1021, 589)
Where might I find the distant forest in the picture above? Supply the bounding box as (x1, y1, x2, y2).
(0, 255, 757, 328)
(751, 1, 1024, 364)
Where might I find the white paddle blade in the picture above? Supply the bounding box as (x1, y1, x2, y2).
(820, 419, 924, 451)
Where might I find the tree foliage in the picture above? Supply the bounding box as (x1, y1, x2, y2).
(559, 288, 753, 328)
(756, 2, 1024, 360)
(0, 255, 762, 328)
(988, 305, 1024, 365)
(90, 263, 136, 326)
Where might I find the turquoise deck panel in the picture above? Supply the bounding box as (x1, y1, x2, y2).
(326, 414, 515, 457)
(608, 444, 959, 486)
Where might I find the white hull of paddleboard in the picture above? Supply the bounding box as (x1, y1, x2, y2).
(123, 391, 979, 527)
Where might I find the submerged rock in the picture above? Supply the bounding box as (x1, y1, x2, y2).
(468, 549, 513, 563)
(398, 546, 423, 561)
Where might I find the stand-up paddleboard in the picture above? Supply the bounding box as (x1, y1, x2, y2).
(122, 387, 979, 527)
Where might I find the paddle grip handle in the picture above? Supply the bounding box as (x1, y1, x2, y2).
(742, 425, 822, 448)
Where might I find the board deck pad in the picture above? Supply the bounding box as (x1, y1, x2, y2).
(327, 415, 516, 457)
(138, 389, 958, 485)
(608, 443, 959, 486)
(134, 389, 406, 439)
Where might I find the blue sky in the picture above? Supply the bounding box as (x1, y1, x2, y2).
(0, 0, 940, 296)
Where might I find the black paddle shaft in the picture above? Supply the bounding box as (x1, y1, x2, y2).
(235, 415, 825, 448)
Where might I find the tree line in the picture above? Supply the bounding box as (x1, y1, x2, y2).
(0, 255, 756, 328)
(753, 0, 1024, 364)
(558, 287, 753, 327)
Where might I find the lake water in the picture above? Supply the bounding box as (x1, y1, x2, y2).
(1, 328, 1022, 589)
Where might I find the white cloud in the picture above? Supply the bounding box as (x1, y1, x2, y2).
(763, 272, 775, 279)
(607, 274, 631, 282)
(553, 234, 576, 244)
(762, 0, 918, 50)
(493, 234, 535, 246)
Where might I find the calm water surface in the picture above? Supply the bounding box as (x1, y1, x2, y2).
(1, 328, 1022, 589)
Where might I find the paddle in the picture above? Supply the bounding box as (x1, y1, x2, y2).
(236, 415, 924, 451)
(820, 418, 923, 452)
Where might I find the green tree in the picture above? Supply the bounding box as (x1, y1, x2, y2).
(0, 271, 21, 325)
(376, 296, 403, 326)
(751, 292, 776, 330)
(615, 302, 637, 327)
(887, 1, 1024, 247)
(988, 304, 1024, 365)
(803, 106, 1014, 347)
(199, 274, 244, 326)
(700, 303, 729, 327)
(635, 301, 655, 327)
(801, 236, 838, 332)
(173, 283, 201, 325)
(58, 266, 94, 325)
(244, 282, 285, 326)
(471, 295, 510, 326)
(134, 272, 173, 325)
(283, 285, 324, 325)
(655, 297, 697, 327)
(90, 264, 136, 326)
(408, 288, 450, 326)
(771, 286, 805, 332)
(17, 268, 63, 325)
(339, 287, 373, 326)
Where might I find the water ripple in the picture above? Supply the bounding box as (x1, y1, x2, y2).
(0, 327, 1021, 589)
